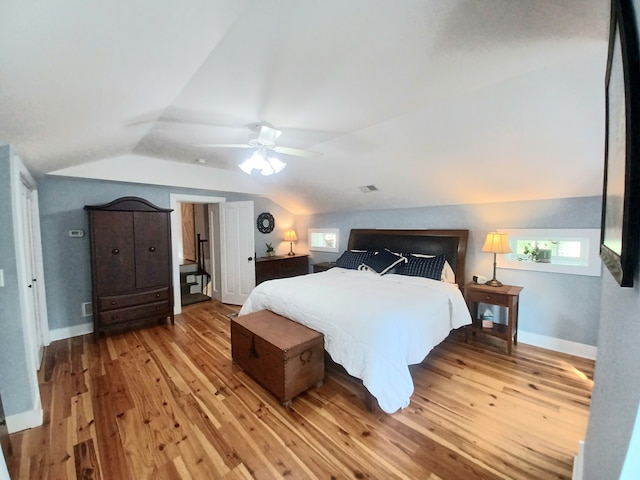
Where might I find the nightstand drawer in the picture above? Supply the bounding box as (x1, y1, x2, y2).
(465, 289, 510, 307)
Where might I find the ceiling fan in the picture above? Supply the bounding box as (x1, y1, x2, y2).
(195, 124, 322, 175)
(195, 124, 322, 159)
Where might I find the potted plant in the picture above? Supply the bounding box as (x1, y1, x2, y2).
(265, 242, 275, 257)
(523, 242, 552, 263)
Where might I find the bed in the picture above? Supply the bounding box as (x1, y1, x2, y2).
(239, 229, 472, 413)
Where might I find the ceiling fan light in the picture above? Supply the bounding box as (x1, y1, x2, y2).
(239, 158, 255, 174)
(260, 164, 275, 176)
(239, 151, 265, 174)
(269, 157, 286, 174)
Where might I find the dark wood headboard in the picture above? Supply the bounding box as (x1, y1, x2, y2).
(347, 229, 469, 288)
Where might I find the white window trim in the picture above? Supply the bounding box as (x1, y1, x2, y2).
(308, 228, 340, 252)
(496, 228, 601, 277)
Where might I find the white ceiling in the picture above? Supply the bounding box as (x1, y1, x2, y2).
(0, 0, 610, 215)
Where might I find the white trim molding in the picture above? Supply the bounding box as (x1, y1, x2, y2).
(6, 404, 43, 434)
(572, 440, 585, 480)
(49, 322, 94, 342)
(519, 330, 597, 360)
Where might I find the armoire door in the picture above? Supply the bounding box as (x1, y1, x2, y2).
(92, 210, 136, 295)
(134, 211, 170, 289)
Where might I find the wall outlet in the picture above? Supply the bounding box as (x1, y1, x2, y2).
(81, 302, 92, 317)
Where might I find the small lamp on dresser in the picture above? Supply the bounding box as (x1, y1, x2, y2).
(284, 229, 297, 256)
(481, 231, 512, 287)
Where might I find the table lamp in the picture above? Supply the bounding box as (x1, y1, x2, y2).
(481, 232, 512, 287)
(284, 229, 297, 256)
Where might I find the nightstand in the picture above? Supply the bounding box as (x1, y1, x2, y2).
(313, 262, 335, 273)
(463, 282, 523, 355)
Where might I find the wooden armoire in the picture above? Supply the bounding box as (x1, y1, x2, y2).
(85, 197, 174, 337)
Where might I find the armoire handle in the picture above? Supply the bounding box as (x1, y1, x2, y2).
(149, 246, 156, 252)
(112, 248, 119, 255)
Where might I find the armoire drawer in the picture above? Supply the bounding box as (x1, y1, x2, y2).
(99, 301, 171, 325)
(98, 287, 170, 311)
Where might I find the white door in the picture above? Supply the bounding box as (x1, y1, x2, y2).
(220, 201, 255, 305)
(19, 178, 46, 368)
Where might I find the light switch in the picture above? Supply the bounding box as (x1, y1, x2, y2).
(68, 229, 84, 238)
(0, 269, 4, 287)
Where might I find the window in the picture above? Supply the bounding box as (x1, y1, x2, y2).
(308, 228, 339, 252)
(496, 229, 601, 277)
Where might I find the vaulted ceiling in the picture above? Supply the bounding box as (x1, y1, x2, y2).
(0, 0, 610, 215)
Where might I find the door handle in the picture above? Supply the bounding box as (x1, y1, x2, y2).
(248, 256, 253, 262)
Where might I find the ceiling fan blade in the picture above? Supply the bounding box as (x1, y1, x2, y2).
(272, 145, 323, 159)
(193, 143, 252, 149)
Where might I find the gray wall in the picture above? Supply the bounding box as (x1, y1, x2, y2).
(0, 146, 37, 415)
(582, 1, 640, 476)
(584, 271, 640, 479)
(296, 196, 603, 346)
(38, 175, 292, 331)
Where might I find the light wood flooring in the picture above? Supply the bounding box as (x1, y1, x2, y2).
(7, 300, 594, 479)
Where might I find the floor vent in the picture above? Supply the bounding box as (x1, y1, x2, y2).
(81, 302, 93, 317)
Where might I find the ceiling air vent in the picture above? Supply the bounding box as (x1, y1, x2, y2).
(358, 185, 379, 193)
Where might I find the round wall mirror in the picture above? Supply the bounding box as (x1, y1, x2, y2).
(257, 212, 275, 234)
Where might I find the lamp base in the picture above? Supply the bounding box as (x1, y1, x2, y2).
(485, 278, 503, 287)
(287, 242, 295, 256)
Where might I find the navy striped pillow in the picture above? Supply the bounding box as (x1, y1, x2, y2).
(334, 250, 374, 270)
(397, 254, 446, 280)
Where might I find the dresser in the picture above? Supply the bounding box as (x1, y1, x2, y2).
(255, 255, 309, 285)
(85, 197, 174, 337)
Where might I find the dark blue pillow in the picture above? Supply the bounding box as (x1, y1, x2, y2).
(334, 250, 374, 270)
(361, 249, 407, 274)
(396, 254, 446, 280)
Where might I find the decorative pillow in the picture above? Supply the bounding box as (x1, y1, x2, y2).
(396, 253, 446, 280)
(441, 261, 456, 283)
(360, 249, 407, 275)
(334, 250, 374, 270)
(406, 253, 456, 283)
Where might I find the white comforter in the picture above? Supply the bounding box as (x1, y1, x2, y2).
(239, 267, 471, 413)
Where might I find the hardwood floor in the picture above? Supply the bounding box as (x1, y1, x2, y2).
(7, 301, 594, 479)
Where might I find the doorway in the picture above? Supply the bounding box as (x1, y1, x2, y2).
(170, 194, 224, 315)
(169, 194, 257, 314)
(8, 151, 48, 430)
(179, 202, 213, 306)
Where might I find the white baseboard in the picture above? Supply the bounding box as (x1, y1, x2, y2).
(6, 405, 43, 434)
(49, 321, 93, 341)
(572, 440, 585, 480)
(518, 331, 597, 360)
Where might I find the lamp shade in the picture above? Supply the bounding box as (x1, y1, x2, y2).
(284, 229, 298, 242)
(481, 232, 512, 254)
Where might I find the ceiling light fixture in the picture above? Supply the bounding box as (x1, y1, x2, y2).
(239, 148, 286, 176)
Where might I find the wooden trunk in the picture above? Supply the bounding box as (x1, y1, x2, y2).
(231, 310, 324, 405)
